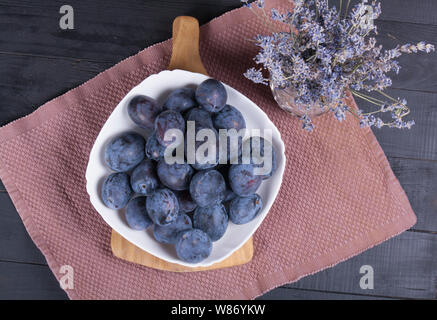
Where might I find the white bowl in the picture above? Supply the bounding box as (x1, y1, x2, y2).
(86, 69, 286, 267)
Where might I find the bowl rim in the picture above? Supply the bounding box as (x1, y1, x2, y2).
(85, 69, 286, 267)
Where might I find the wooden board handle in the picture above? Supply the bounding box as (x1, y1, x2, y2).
(110, 16, 254, 272)
(168, 16, 208, 75)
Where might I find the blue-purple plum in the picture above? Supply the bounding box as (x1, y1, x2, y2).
(217, 165, 237, 202)
(125, 197, 153, 230)
(189, 170, 226, 207)
(229, 194, 263, 224)
(175, 229, 212, 263)
(130, 159, 159, 195)
(224, 189, 237, 202)
(193, 203, 228, 241)
(154, 110, 185, 147)
(104, 132, 145, 172)
(187, 125, 219, 170)
(153, 213, 192, 244)
(195, 79, 227, 113)
(225, 135, 243, 163)
(164, 88, 197, 112)
(128, 95, 162, 132)
(146, 188, 179, 226)
(243, 136, 277, 179)
(174, 190, 197, 213)
(101, 172, 133, 209)
(213, 104, 246, 131)
(157, 159, 194, 191)
(185, 107, 214, 128)
(228, 164, 262, 196)
(145, 132, 166, 161)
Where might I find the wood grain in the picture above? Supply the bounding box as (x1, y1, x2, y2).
(111, 16, 253, 272)
(168, 16, 208, 74)
(0, 261, 68, 300)
(285, 231, 437, 299)
(257, 287, 394, 300)
(111, 230, 253, 272)
(0, 193, 47, 265)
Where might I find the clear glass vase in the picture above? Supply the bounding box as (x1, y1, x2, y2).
(270, 82, 330, 118)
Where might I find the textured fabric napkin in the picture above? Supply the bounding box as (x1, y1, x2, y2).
(0, 0, 416, 299)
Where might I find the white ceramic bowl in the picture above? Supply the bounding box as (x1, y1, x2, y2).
(86, 69, 286, 267)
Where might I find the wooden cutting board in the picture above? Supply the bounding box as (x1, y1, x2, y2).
(111, 16, 254, 272)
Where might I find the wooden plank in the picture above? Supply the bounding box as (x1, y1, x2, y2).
(0, 0, 239, 62)
(0, 54, 111, 126)
(0, 0, 436, 300)
(0, 263, 395, 300)
(0, 0, 435, 68)
(388, 157, 437, 232)
(363, 89, 437, 161)
(376, 20, 437, 93)
(346, 0, 437, 25)
(258, 287, 395, 300)
(0, 261, 68, 300)
(0, 193, 47, 264)
(2, 173, 434, 300)
(0, 55, 436, 160)
(2, 182, 437, 299)
(285, 231, 437, 299)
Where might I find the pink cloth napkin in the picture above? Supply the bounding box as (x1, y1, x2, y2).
(0, 0, 415, 299)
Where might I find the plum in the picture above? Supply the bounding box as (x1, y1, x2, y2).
(125, 197, 153, 230)
(146, 188, 179, 226)
(195, 79, 227, 113)
(104, 132, 145, 172)
(185, 107, 214, 128)
(174, 190, 197, 213)
(189, 170, 226, 207)
(128, 95, 162, 132)
(153, 213, 192, 244)
(213, 104, 246, 131)
(187, 125, 219, 170)
(164, 88, 197, 112)
(157, 159, 194, 191)
(154, 110, 185, 147)
(175, 229, 212, 263)
(101, 172, 133, 209)
(242, 136, 277, 179)
(229, 194, 263, 224)
(145, 132, 166, 161)
(228, 164, 262, 196)
(224, 189, 237, 202)
(130, 159, 159, 195)
(193, 203, 228, 241)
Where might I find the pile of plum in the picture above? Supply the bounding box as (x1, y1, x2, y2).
(101, 78, 277, 263)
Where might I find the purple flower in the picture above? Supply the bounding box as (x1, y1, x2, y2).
(241, 0, 433, 131)
(243, 68, 268, 85)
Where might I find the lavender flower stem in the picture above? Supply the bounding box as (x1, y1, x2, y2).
(345, 0, 351, 18)
(351, 90, 386, 104)
(241, 0, 431, 131)
(351, 91, 383, 107)
(375, 90, 402, 104)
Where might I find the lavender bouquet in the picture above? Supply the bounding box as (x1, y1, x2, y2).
(242, 0, 434, 131)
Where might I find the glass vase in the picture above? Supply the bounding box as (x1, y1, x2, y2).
(270, 82, 330, 118)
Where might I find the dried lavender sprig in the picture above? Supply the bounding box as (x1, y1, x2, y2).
(241, 0, 434, 131)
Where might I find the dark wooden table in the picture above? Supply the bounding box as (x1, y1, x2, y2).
(1, 0, 437, 300)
